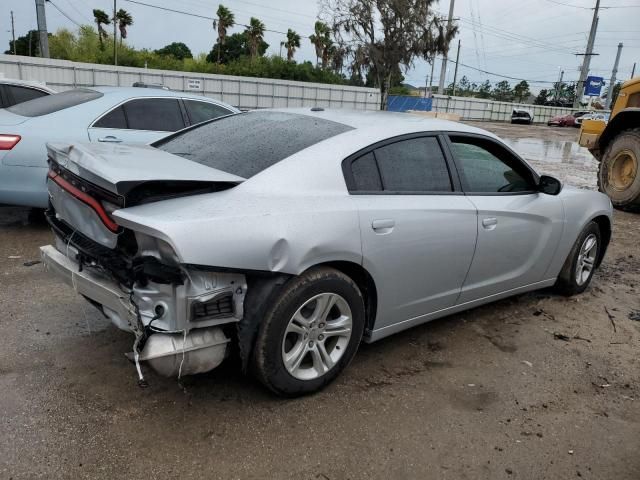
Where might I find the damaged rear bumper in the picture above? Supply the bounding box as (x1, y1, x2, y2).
(40, 243, 246, 378)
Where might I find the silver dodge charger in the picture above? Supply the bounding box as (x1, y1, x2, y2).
(40, 109, 612, 396)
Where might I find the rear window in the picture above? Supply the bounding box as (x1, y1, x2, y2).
(7, 88, 103, 117)
(154, 111, 353, 179)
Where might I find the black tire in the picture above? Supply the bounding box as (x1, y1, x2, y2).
(553, 221, 601, 296)
(252, 266, 365, 397)
(597, 128, 640, 211)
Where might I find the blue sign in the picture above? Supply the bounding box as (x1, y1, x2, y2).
(387, 95, 433, 112)
(584, 76, 605, 96)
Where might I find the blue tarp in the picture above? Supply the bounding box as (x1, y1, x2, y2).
(387, 95, 433, 112)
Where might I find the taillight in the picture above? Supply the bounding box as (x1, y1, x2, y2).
(47, 171, 121, 233)
(0, 134, 21, 150)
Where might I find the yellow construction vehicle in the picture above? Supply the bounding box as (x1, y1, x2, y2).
(579, 76, 640, 210)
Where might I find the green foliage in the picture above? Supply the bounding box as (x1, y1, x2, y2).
(245, 17, 266, 58)
(607, 81, 623, 106)
(155, 42, 193, 60)
(534, 89, 549, 105)
(44, 27, 346, 85)
(492, 80, 514, 102)
(5, 30, 40, 56)
(207, 32, 268, 64)
(513, 80, 531, 103)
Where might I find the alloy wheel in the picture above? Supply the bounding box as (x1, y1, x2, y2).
(575, 233, 598, 286)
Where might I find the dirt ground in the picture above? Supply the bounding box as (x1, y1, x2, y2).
(1, 122, 639, 480)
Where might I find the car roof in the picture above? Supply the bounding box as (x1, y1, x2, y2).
(89, 86, 228, 103)
(268, 107, 498, 139)
(0, 78, 56, 93)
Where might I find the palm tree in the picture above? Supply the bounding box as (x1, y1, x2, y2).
(213, 4, 235, 63)
(309, 21, 329, 67)
(284, 29, 301, 62)
(245, 17, 265, 59)
(115, 9, 133, 45)
(321, 37, 333, 69)
(93, 9, 111, 50)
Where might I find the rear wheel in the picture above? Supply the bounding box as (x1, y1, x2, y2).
(598, 129, 640, 211)
(252, 267, 365, 396)
(554, 221, 601, 296)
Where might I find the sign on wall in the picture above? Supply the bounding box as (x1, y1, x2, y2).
(584, 76, 605, 96)
(186, 78, 202, 91)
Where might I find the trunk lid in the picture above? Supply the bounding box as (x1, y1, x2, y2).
(46, 142, 244, 195)
(0, 108, 29, 126)
(46, 142, 244, 252)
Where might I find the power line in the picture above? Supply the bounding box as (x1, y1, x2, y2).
(46, 0, 83, 28)
(122, 0, 312, 38)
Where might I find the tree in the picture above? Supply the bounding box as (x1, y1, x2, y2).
(245, 17, 266, 59)
(606, 81, 623, 107)
(513, 80, 530, 103)
(492, 80, 513, 102)
(324, 0, 458, 109)
(93, 9, 110, 50)
(5, 30, 40, 56)
(476, 80, 492, 99)
(284, 29, 301, 62)
(207, 32, 268, 63)
(115, 9, 133, 45)
(155, 42, 193, 60)
(534, 88, 549, 105)
(309, 21, 330, 67)
(213, 4, 235, 63)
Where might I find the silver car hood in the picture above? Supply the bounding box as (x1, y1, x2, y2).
(46, 142, 245, 195)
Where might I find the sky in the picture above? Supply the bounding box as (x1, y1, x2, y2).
(2, 0, 639, 94)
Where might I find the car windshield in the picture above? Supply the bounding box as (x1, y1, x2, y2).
(154, 110, 354, 179)
(7, 88, 103, 117)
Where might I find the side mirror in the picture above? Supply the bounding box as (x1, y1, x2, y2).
(538, 175, 562, 195)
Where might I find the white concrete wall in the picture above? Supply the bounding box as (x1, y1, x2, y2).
(430, 94, 608, 124)
(0, 55, 380, 110)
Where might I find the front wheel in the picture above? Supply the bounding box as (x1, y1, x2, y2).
(252, 267, 365, 396)
(553, 221, 601, 296)
(598, 129, 640, 211)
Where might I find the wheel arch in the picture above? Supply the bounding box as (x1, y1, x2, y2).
(598, 109, 640, 155)
(591, 214, 612, 267)
(312, 260, 378, 336)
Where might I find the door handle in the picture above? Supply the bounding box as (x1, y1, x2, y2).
(482, 217, 498, 230)
(98, 135, 123, 143)
(372, 219, 395, 234)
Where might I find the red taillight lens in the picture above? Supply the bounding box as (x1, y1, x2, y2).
(0, 134, 21, 150)
(47, 171, 121, 233)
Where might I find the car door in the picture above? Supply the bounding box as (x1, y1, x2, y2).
(345, 134, 478, 330)
(88, 97, 186, 144)
(182, 99, 234, 125)
(445, 134, 564, 303)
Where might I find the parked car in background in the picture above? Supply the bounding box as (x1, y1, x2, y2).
(0, 87, 238, 208)
(575, 112, 609, 127)
(40, 109, 612, 396)
(511, 109, 534, 125)
(0, 78, 55, 108)
(548, 113, 577, 127)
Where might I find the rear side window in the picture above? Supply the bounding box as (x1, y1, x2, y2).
(347, 136, 452, 193)
(123, 98, 185, 131)
(7, 88, 103, 117)
(184, 100, 233, 125)
(7, 85, 49, 105)
(93, 105, 127, 129)
(155, 111, 353, 179)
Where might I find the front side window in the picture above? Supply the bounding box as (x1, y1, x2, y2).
(184, 100, 233, 125)
(449, 137, 535, 193)
(123, 98, 185, 132)
(348, 136, 452, 193)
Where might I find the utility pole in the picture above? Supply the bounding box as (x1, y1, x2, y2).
(632, 62, 636, 79)
(574, 0, 600, 108)
(113, 0, 118, 66)
(426, 59, 435, 98)
(555, 69, 564, 101)
(451, 40, 461, 97)
(35, 0, 50, 58)
(606, 42, 623, 109)
(10, 11, 16, 54)
(438, 0, 455, 94)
